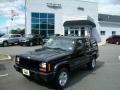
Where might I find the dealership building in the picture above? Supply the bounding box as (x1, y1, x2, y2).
(26, 0, 120, 42)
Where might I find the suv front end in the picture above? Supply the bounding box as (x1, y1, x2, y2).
(14, 56, 56, 82)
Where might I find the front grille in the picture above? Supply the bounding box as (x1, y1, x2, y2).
(19, 57, 41, 71)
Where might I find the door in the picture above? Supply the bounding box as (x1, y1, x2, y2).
(70, 39, 88, 69)
(70, 29, 79, 36)
(9, 35, 19, 44)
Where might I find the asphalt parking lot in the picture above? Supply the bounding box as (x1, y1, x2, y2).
(0, 44, 120, 90)
(0, 45, 41, 56)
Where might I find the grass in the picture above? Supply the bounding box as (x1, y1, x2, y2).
(0, 53, 10, 60)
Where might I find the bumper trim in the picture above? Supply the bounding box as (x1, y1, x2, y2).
(14, 65, 56, 82)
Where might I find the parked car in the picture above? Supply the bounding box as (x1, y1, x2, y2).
(0, 34, 22, 47)
(0, 33, 4, 37)
(19, 34, 43, 46)
(14, 36, 99, 89)
(106, 35, 120, 45)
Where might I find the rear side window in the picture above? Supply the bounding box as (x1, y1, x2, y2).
(90, 39, 98, 49)
(76, 39, 84, 50)
(85, 39, 91, 49)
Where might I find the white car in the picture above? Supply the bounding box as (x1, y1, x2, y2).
(0, 34, 22, 47)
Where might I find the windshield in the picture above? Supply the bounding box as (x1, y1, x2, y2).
(44, 38, 75, 51)
(1, 35, 9, 38)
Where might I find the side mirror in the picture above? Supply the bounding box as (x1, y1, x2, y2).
(74, 46, 81, 52)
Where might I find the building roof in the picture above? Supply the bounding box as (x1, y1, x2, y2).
(63, 20, 96, 27)
(98, 14, 120, 23)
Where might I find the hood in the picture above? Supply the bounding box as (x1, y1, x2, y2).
(0, 38, 8, 41)
(20, 48, 71, 62)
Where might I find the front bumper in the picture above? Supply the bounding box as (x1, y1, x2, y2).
(14, 65, 56, 82)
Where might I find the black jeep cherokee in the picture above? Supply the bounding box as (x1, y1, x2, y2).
(14, 36, 99, 89)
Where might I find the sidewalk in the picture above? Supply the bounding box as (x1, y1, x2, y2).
(0, 53, 11, 61)
(98, 41, 106, 46)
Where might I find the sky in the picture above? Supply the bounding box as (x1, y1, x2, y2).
(0, 0, 120, 33)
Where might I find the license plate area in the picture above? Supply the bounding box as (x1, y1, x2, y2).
(22, 69, 30, 76)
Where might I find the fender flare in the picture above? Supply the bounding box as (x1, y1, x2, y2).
(53, 61, 69, 72)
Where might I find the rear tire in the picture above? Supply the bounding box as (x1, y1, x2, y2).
(87, 57, 96, 70)
(54, 68, 69, 90)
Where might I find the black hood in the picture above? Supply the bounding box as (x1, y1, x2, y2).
(20, 48, 71, 62)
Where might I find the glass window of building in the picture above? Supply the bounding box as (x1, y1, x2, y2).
(31, 12, 55, 38)
(100, 31, 106, 36)
(81, 27, 85, 37)
(32, 13, 39, 18)
(112, 31, 116, 35)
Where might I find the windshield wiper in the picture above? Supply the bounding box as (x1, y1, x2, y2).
(52, 47, 66, 51)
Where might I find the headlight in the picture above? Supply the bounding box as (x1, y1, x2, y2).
(40, 62, 47, 68)
(39, 62, 51, 72)
(0, 40, 3, 42)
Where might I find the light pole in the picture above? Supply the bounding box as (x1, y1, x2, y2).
(25, 0, 27, 36)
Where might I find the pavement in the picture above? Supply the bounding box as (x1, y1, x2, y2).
(0, 45, 41, 56)
(0, 44, 120, 90)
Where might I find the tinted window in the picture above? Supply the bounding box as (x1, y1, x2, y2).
(40, 19, 47, 24)
(32, 29, 39, 34)
(48, 14, 54, 18)
(14, 35, 21, 37)
(44, 38, 74, 51)
(85, 39, 91, 49)
(32, 18, 39, 24)
(31, 13, 55, 38)
(100, 31, 105, 35)
(32, 24, 39, 29)
(76, 40, 84, 50)
(40, 13, 47, 18)
(32, 13, 39, 18)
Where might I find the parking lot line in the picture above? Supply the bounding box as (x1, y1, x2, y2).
(119, 56, 120, 60)
(0, 74, 8, 77)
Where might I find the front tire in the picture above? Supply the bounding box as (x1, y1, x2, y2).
(55, 68, 69, 89)
(87, 57, 96, 70)
(29, 42, 33, 46)
(3, 41, 8, 47)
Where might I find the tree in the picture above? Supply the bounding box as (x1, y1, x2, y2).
(11, 28, 25, 35)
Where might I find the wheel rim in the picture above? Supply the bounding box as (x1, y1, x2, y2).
(4, 42, 7, 46)
(59, 71, 68, 86)
(92, 58, 96, 68)
(30, 42, 33, 46)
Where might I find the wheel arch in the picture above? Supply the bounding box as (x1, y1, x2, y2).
(54, 61, 71, 73)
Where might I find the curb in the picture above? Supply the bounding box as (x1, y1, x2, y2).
(0, 54, 12, 61)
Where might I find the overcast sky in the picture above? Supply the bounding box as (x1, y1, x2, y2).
(0, 0, 120, 33)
